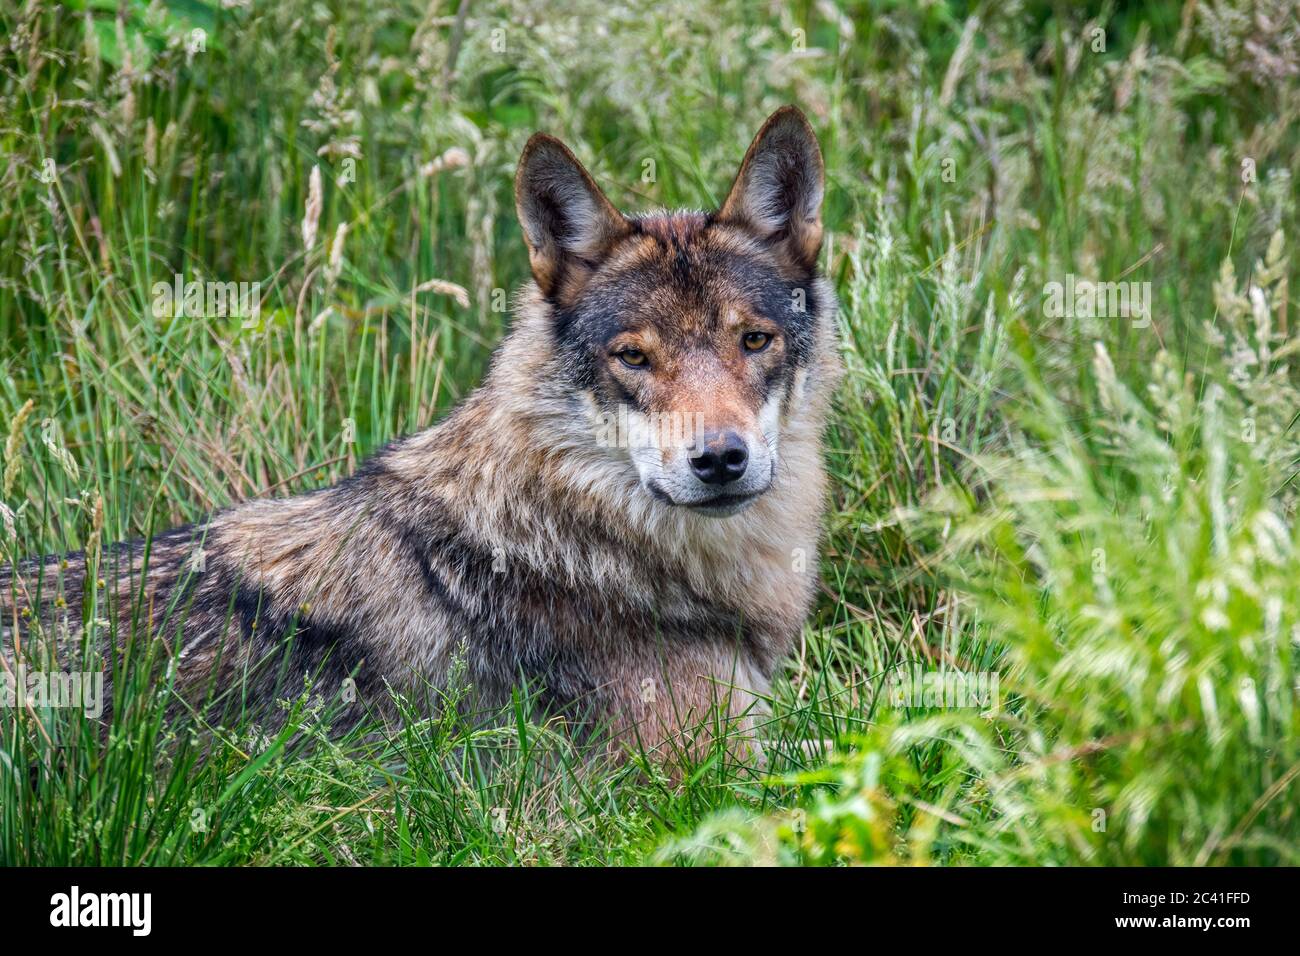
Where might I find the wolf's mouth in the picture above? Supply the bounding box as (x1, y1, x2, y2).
(691, 491, 758, 507)
(646, 482, 764, 516)
(683, 491, 762, 516)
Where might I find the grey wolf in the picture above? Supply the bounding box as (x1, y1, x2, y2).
(1, 106, 840, 758)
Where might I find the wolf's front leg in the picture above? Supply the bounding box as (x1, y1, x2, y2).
(594, 643, 771, 766)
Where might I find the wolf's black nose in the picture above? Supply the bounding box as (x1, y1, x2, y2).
(689, 431, 749, 485)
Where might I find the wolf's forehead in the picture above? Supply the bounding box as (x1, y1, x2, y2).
(598, 232, 785, 318)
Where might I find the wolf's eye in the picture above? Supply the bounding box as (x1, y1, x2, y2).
(742, 331, 772, 353)
(616, 348, 648, 369)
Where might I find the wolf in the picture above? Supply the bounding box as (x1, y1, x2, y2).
(1, 106, 840, 759)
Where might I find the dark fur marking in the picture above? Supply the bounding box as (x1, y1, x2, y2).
(388, 518, 476, 623)
(630, 211, 709, 246)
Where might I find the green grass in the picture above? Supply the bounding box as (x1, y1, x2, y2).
(2, 0, 1299, 865)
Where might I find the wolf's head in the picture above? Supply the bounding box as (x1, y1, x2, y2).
(513, 107, 828, 518)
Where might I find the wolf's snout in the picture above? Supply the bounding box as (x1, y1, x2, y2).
(689, 431, 749, 485)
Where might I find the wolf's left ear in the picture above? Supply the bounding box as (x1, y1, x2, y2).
(717, 106, 824, 272)
(515, 134, 631, 297)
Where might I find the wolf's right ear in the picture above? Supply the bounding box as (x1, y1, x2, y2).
(515, 134, 630, 297)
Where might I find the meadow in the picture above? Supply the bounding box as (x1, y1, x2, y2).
(1, 0, 1298, 865)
